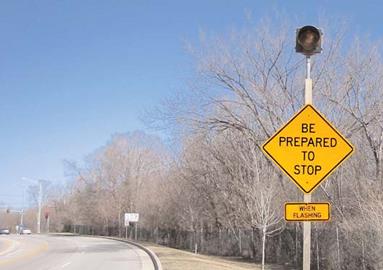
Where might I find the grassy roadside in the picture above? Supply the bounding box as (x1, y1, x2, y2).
(140, 242, 291, 270)
(49, 233, 293, 270)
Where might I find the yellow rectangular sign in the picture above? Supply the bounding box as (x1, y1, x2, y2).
(285, 202, 330, 222)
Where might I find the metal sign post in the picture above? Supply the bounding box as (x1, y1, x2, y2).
(135, 223, 138, 241)
(303, 56, 312, 270)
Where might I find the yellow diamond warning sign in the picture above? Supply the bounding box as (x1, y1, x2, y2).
(262, 105, 354, 193)
(285, 202, 330, 221)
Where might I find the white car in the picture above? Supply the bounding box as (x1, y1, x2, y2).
(16, 225, 31, 234)
(20, 228, 31, 234)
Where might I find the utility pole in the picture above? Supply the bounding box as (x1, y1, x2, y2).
(21, 185, 25, 227)
(20, 209, 24, 227)
(21, 177, 45, 234)
(37, 180, 42, 234)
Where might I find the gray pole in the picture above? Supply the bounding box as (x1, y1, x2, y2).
(21, 185, 25, 227)
(20, 209, 24, 227)
(303, 56, 312, 270)
(37, 181, 42, 234)
(135, 223, 138, 241)
(46, 215, 50, 233)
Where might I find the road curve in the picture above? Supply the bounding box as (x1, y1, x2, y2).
(0, 234, 155, 270)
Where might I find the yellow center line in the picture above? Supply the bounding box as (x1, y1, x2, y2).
(0, 240, 49, 266)
(0, 238, 16, 256)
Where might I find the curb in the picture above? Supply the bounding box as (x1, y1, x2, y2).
(101, 237, 162, 270)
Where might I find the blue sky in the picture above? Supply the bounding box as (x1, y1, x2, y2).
(0, 0, 382, 208)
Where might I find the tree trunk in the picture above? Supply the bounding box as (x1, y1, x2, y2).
(361, 240, 366, 270)
(251, 227, 255, 260)
(239, 229, 242, 256)
(200, 221, 204, 253)
(194, 230, 198, 254)
(219, 228, 222, 255)
(189, 231, 193, 252)
(316, 225, 320, 270)
(336, 225, 341, 269)
(277, 232, 282, 263)
(261, 225, 266, 270)
(295, 223, 299, 266)
(118, 210, 122, 238)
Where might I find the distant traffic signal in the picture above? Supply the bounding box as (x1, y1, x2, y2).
(6, 208, 10, 214)
(296, 25, 322, 56)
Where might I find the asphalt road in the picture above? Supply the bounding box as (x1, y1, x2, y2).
(0, 234, 155, 270)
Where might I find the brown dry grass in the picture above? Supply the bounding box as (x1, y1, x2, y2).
(142, 242, 292, 270)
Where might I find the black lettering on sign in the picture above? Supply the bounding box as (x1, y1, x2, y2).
(331, 138, 337, 147)
(302, 123, 315, 133)
(302, 151, 315, 161)
(286, 137, 293, 146)
(315, 137, 322, 147)
(277, 137, 337, 147)
(294, 165, 322, 175)
(299, 205, 316, 211)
